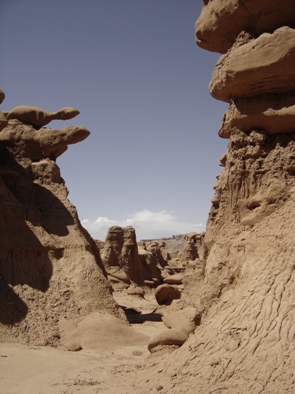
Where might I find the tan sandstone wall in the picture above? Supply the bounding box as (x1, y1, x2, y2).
(132, 1, 295, 393)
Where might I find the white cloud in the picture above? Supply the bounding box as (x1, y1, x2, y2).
(81, 209, 205, 241)
(94, 216, 117, 224)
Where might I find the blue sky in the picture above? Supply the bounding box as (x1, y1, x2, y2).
(0, 0, 228, 240)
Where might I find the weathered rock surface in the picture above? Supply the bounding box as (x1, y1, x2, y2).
(100, 227, 164, 287)
(210, 27, 295, 102)
(180, 240, 198, 262)
(7, 105, 80, 129)
(155, 284, 181, 306)
(133, 2, 295, 393)
(1, 120, 90, 159)
(0, 95, 121, 346)
(195, 0, 295, 53)
(162, 307, 201, 333)
(219, 93, 295, 138)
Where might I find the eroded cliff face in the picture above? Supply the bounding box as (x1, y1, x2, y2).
(0, 99, 121, 346)
(201, 1, 295, 311)
(133, 2, 295, 393)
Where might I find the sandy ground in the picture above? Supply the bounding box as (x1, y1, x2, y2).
(0, 290, 165, 394)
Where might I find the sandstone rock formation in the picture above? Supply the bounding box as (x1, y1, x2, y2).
(147, 327, 189, 353)
(162, 306, 201, 334)
(0, 95, 121, 346)
(7, 105, 80, 129)
(180, 240, 198, 262)
(100, 226, 164, 288)
(198, 0, 295, 347)
(209, 25, 295, 139)
(132, 2, 295, 393)
(195, 0, 295, 53)
(154, 284, 181, 306)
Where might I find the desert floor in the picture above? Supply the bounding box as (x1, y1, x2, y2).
(0, 290, 167, 394)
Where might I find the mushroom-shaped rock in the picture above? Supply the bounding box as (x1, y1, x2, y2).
(195, 0, 295, 54)
(155, 284, 181, 305)
(162, 307, 201, 333)
(7, 105, 80, 129)
(0, 123, 90, 161)
(147, 328, 189, 352)
(39, 126, 90, 158)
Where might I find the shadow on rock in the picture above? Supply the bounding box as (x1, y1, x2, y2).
(120, 305, 163, 324)
(0, 153, 75, 324)
(0, 277, 28, 324)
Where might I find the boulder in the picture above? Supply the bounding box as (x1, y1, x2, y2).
(162, 307, 201, 333)
(154, 284, 181, 305)
(147, 327, 189, 352)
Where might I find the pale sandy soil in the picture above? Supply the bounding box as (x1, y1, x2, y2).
(0, 291, 165, 394)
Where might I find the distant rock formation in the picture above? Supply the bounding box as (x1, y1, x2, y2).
(100, 226, 164, 288)
(0, 95, 121, 346)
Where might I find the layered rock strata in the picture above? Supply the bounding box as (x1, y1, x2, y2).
(134, 2, 295, 393)
(208, 25, 295, 139)
(199, 1, 295, 323)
